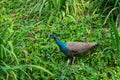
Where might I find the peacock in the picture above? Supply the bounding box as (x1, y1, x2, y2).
(49, 34, 98, 65)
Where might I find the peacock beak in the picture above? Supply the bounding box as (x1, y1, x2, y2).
(47, 36, 50, 41)
(47, 34, 52, 41)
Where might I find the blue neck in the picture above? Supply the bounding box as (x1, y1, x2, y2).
(54, 38, 67, 53)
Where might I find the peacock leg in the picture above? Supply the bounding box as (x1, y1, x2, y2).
(72, 56, 75, 64)
(87, 50, 91, 55)
(66, 59, 70, 66)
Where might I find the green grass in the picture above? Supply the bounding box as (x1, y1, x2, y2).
(0, 0, 120, 80)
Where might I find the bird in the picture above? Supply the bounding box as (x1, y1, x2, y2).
(49, 34, 98, 65)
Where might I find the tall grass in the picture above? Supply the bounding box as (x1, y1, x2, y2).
(100, 0, 120, 59)
(0, 27, 18, 64)
(109, 18, 120, 56)
(0, 27, 54, 79)
(30, 0, 94, 19)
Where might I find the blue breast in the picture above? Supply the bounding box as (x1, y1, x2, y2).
(55, 39, 67, 54)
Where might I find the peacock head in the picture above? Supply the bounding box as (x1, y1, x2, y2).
(49, 34, 56, 39)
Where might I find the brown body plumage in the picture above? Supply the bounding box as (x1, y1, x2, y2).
(65, 42, 98, 57)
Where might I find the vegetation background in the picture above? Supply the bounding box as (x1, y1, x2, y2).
(0, 0, 120, 80)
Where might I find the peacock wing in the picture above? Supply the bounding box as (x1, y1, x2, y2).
(65, 42, 98, 57)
